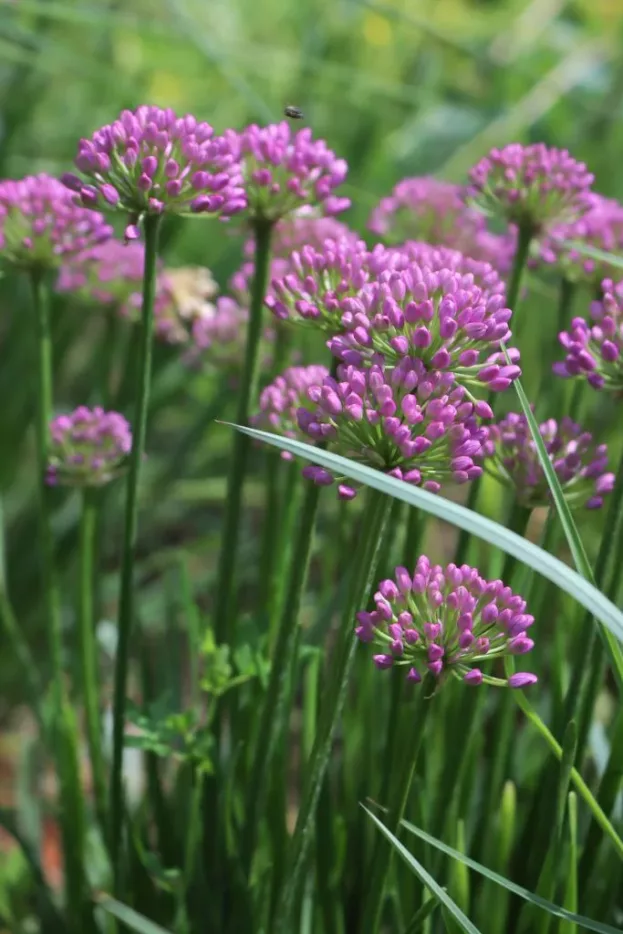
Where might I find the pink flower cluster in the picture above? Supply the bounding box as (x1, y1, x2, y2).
(47, 406, 132, 487)
(554, 278, 623, 393)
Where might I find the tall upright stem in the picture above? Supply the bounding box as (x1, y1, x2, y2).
(274, 491, 391, 932)
(79, 487, 108, 845)
(30, 269, 63, 707)
(213, 220, 273, 645)
(110, 213, 161, 884)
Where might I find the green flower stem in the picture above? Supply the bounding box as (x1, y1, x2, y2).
(507, 222, 535, 318)
(79, 487, 108, 846)
(274, 490, 391, 933)
(174, 768, 204, 934)
(213, 219, 273, 646)
(547, 278, 575, 414)
(506, 658, 623, 862)
(269, 460, 301, 644)
(110, 213, 162, 886)
(364, 675, 434, 934)
(244, 479, 322, 871)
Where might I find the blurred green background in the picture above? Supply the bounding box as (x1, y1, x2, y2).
(1, 0, 623, 712)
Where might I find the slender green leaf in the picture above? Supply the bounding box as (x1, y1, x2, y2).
(362, 807, 482, 934)
(564, 241, 623, 271)
(94, 894, 173, 934)
(226, 424, 623, 646)
(394, 816, 621, 934)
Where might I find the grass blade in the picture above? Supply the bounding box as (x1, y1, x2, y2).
(226, 424, 623, 646)
(94, 894, 174, 934)
(362, 806, 483, 934)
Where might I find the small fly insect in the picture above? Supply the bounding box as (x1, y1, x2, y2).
(284, 105, 304, 120)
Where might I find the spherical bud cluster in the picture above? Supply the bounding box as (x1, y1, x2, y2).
(0, 174, 112, 270)
(389, 241, 507, 299)
(266, 237, 371, 331)
(355, 557, 537, 687)
(468, 227, 517, 277)
(184, 297, 251, 369)
(56, 239, 148, 306)
(62, 106, 246, 236)
(483, 411, 614, 510)
(467, 143, 594, 231)
(554, 279, 623, 393)
(244, 208, 357, 260)
(368, 176, 485, 249)
(297, 362, 488, 500)
(47, 406, 131, 487)
(328, 266, 520, 395)
(251, 365, 330, 459)
(537, 196, 623, 285)
(224, 122, 350, 223)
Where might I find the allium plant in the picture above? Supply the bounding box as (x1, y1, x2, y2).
(297, 361, 488, 499)
(368, 176, 485, 248)
(56, 239, 147, 305)
(185, 297, 251, 369)
(47, 406, 132, 487)
(62, 106, 246, 237)
(538, 196, 623, 286)
(386, 240, 507, 298)
(467, 143, 594, 233)
(554, 278, 623, 392)
(483, 411, 614, 509)
(244, 208, 356, 260)
(0, 174, 112, 269)
(224, 122, 350, 224)
(328, 266, 520, 396)
(355, 557, 537, 687)
(251, 365, 329, 458)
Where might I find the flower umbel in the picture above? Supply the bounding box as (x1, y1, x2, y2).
(244, 208, 357, 260)
(467, 143, 594, 232)
(554, 278, 623, 393)
(225, 122, 350, 223)
(328, 265, 520, 396)
(0, 174, 112, 270)
(62, 106, 246, 236)
(483, 411, 614, 509)
(185, 297, 251, 370)
(538, 197, 623, 286)
(368, 176, 485, 249)
(355, 557, 537, 687)
(297, 361, 488, 499)
(251, 364, 330, 459)
(47, 406, 132, 487)
(56, 239, 147, 306)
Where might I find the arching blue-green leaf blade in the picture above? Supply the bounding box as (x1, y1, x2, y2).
(226, 424, 623, 645)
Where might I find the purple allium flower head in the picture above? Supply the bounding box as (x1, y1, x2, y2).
(537, 196, 623, 285)
(328, 264, 520, 396)
(389, 241, 507, 299)
(368, 176, 485, 249)
(224, 122, 350, 224)
(297, 361, 488, 500)
(251, 365, 330, 459)
(466, 227, 517, 277)
(0, 174, 112, 269)
(467, 143, 594, 232)
(184, 297, 253, 369)
(266, 237, 371, 330)
(244, 207, 357, 260)
(47, 406, 131, 487)
(56, 239, 148, 306)
(355, 556, 537, 687)
(554, 278, 623, 393)
(62, 106, 246, 237)
(483, 411, 614, 510)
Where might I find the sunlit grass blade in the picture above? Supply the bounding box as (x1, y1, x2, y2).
(94, 894, 174, 934)
(362, 806, 482, 934)
(563, 241, 623, 271)
(506, 362, 623, 694)
(226, 424, 623, 646)
(392, 816, 621, 934)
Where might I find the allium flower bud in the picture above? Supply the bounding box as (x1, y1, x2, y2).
(467, 143, 594, 232)
(62, 106, 246, 236)
(538, 197, 623, 286)
(244, 207, 357, 260)
(554, 279, 623, 393)
(0, 174, 112, 269)
(356, 557, 537, 687)
(251, 365, 330, 459)
(47, 406, 131, 487)
(224, 122, 350, 223)
(483, 411, 614, 509)
(266, 237, 371, 330)
(297, 361, 488, 499)
(368, 176, 485, 249)
(328, 265, 520, 395)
